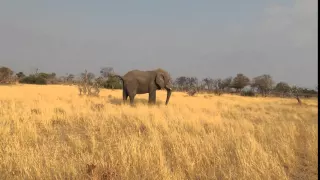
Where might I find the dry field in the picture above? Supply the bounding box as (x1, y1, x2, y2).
(0, 84, 318, 180)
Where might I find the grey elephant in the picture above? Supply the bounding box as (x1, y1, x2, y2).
(113, 68, 173, 105)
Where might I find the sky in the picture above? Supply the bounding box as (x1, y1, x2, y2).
(0, 0, 318, 88)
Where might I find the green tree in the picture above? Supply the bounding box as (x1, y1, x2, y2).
(202, 77, 214, 90)
(175, 76, 188, 91)
(19, 75, 47, 85)
(16, 72, 26, 79)
(274, 82, 291, 97)
(0, 66, 14, 83)
(100, 67, 114, 78)
(66, 74, 75, 83)
(220, 77, 232, 91)
(251, 74, 274, 96)
(37, 72, 50, 79)
(102, 76, 122, 89)
(231, 73, 250, 92)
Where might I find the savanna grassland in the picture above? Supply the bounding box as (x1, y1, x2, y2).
(0, 84, 318, 180)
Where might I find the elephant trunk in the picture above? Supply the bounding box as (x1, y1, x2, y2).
(165, 85, 172, 105)
(165, 89, 171, 105)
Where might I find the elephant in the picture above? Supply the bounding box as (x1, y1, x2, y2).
(113, 68, 173, 105)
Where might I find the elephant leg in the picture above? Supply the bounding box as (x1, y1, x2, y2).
(129, 93, 136, 105)
(148, 91, 156, 104)
(122, 89, 128, 103)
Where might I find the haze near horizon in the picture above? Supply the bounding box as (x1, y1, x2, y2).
(0, 0, 318, 88)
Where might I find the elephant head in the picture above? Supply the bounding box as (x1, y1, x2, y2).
(154, 69, 173, 105)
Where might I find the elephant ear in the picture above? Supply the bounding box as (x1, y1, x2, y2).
(156, 73, 165, 89)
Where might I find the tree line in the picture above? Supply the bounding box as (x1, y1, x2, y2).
(0, 66, 317, 98)
(173, 73, 317, 97)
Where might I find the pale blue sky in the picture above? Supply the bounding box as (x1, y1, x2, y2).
(0, 0, 317, 88)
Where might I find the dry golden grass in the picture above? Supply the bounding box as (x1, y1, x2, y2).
(0, 84, 318, 180)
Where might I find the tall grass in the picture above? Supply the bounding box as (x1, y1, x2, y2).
(0, 84, 318, 180)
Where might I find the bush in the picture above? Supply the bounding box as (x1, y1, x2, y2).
(19, 75, 47, 85)
(101, 79, 122, 89)
(240, 90, 255, 97)
(213, 89, 223, 96)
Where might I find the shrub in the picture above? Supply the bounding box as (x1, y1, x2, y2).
(187, 89, 197, 96)
(213, 89, 223, 96)
(19, 75, 47, 85)
(240, 90, 255, 97)
(101, 79, 122, 89)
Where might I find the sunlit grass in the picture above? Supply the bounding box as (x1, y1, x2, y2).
(0, 84, 318, 180)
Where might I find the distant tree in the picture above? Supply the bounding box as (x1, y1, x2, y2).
(197, 82, 206, 91)
(290, 85, 300, 94)
(231, 73, 250, 92)
(220, 77, 232, 91)
(102, 76, 122, 89)
(212, 78, 222, 89)
(80, 71, 95, 83)
(29, 72, 56, 84)
(87, 73, 95, 82)
(98, 67, 122, 89)
(100, 67, 114, 78)
(290, 85, 303, 97)
(19, 75, 47, 85)
(251, 74, 274, 96)
(50, 73, 57, 83)
(299, 88, 318, 97)
(0, 66, 14, 83)
(175, 76, 188, 91)
(37, 72, 50, 79)
(16, 72, 26, 79)
(212, 78, 223, 95)
(173, 76, 199, 91)
(17, 69, 56, 85)
(34, 68, 39, 75)
(201, 76, 232, 93)
(66, 74, 75, 82)
(51, 72, 56, 78)
(202, 77, 214, 90)
(274, 82, 291, 97)
(289, 85, 316, 96)
(186, 77, 198, 90)
(290, 85, 303, 104)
